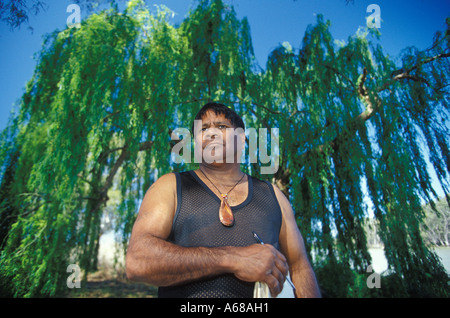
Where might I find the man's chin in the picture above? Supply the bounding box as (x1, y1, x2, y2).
(202, 157, 227, 165)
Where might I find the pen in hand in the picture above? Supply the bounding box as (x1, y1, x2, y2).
(251, 231, 296, 291)
(252, 231, 264, 245)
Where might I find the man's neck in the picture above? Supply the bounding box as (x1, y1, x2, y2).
(198, 163, 244, 182)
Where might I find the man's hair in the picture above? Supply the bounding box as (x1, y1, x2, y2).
(192, 102, 245, 133)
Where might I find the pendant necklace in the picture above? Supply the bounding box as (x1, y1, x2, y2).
(199, 168, 245, 227)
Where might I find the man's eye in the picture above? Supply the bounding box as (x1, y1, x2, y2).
(201, 128, 208, 132)
(218, 125, 226, 129)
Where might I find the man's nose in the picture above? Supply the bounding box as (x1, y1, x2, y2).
(204, 128, 221, 139)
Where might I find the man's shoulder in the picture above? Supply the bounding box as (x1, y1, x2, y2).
(250, 176, 287, 201)
(249, 175, 274, 188)
(153, 170, 193, 186)
(151, 172, 177, 190)
(157, 171, 177, 179)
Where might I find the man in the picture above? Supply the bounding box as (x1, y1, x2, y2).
(126, 102, 321, 298)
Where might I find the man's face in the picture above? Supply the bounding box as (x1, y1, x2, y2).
(194, 110, 245, 164)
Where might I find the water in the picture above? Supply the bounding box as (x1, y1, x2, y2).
(369, 247, 450, 275)
(368, 248, 389, 273)
(434, 247, 450, 274)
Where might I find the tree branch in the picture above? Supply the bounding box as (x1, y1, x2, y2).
(275, 51, 449, 190)
(99, 140, 154, 197)
(324, 64, 357, 91)
(381, 52, 450, 92)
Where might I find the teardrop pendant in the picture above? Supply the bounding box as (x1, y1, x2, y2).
(219, 194, 234, 227)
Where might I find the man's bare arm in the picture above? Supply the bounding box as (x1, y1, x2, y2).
(273, 184, 322, 298)
(126, 173, 288, 294)
(127, 233, 286, 288)
(127, 232, 231, 286)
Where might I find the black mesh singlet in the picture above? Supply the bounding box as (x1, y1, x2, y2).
(158, 170, 282, 298)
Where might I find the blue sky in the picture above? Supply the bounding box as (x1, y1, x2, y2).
(0, 0, 449, 131)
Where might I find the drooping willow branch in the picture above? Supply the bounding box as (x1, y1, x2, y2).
(274, 51, 450, 193)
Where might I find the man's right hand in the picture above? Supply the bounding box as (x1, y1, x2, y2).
(228, 244, 289, 297)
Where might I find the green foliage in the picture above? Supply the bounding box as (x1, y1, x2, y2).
(0, 0, 449, 297)
(421, 196, 450, 246)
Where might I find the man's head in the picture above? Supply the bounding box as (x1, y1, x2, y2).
(192, 102, 246, 165)
(192, 102, 245, 133)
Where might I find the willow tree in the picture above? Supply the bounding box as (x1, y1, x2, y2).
(0, 0, 449, 297)
(257, 17, 450, 297)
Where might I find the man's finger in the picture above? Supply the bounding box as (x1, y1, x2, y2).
(265, 263, 288, 297)
(266, 273, 280, 297)
(274, 254, 289, 277)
